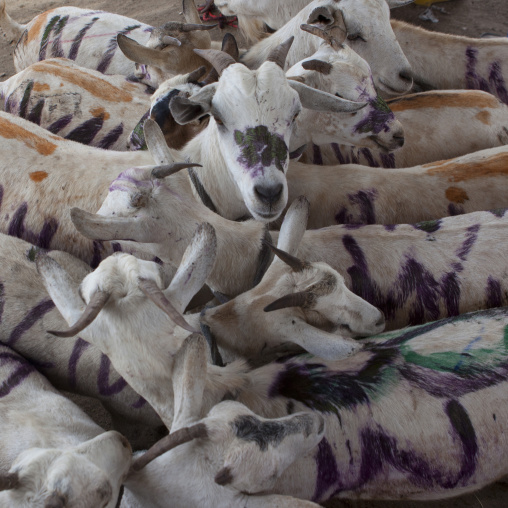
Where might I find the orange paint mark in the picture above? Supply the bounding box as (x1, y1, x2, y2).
(445, 186, 469, 203)
(31, 60, 134, 103)
(388, 91, 500, 113)
(26, 9, 56, 44)
(33, 82, 50, 92)
(425, 152, 508, 182)
(0, 116, 57, 156)
(90, 107, 110, 120)
(29, 170, 49, 182)
(475, 110, 491, 125)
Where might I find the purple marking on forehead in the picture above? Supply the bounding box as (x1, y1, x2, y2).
(109, 169, 155, 192)
(353, 96, 395, 136)
(0, 352, 36, 398)
(5, 299, 55, 347)
(486, 276, 503, 308)
(98, 354, 127, 396)
(312, 438, 340, 503)
(68, 338, 90, 390)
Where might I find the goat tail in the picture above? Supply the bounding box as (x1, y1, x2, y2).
(0, 0, 27, 45)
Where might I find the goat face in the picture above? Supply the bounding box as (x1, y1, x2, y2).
(308, 0, 413, 95)
(289, 43, 404, 152)
(3, 431, 130, 508)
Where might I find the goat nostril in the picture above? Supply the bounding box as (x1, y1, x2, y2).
(393, 133, 405, 148)
(399, 69, 413, 83)
(254, 184, 283, 205)
(375, 314, 385, 328)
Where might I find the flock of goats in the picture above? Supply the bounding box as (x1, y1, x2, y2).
(0, 0, 508, 506)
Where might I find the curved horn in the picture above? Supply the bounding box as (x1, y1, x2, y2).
(161, 35, 182, 47)
(264, 291, 313, 312)
(289, 80, 367, 113)
(0, 472, 19, 491)
(263, 241, 307, 272)
(47, 290, 110, 338)
(138, 278, 198, 333)
(301, 59, 333, 75)
(200, 33, 239, 86)
(152, 163, 202, 179)
(180, 23, 218, 32)
(182, 0, 203, 24)
(187, 66, 207, 83)
(130, 423, 208, 473)
(266, 36, 294, 69)
(194, 48, 237, 76)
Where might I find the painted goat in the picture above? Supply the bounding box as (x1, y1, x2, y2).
(0, 343, 131, 507)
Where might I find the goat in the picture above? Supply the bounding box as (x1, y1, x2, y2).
(302, 89, 508, 168)
(71, 145, 508, 331)
(240, 0, 414, 96)
(0, 343, 131, 507)
(391, 19, 508, 104)
(0, 0, 215, 86)
(215, 0, 413, 41)
(0, 58, 206, 151)
(123, 306, 508, 505)
(0, 233, 163, 434)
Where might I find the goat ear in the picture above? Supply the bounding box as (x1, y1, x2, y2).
(70, 208, 155, 243)
(117, 34, 171, 66)
(36, 255, 85, 327)
(306, 5, 334, 26)
(291, 318, 361, 360)
(144, 118, 176, 165)
(385, 0, 415, 8)
(169, 83, 217, 125)
(182, 0, 202, 24)
(243, 495, 322, 507)
(214, 407, 324, 493)
(289, 80, 367, 113)
(165, 223, 217, 313)
(171, 333, 208, 433)
(276, 196, 309, 256)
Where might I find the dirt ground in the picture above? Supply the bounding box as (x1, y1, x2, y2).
(0, 0, 507, 506)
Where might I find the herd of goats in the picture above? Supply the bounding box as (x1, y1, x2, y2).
(0, 0, 508, 506)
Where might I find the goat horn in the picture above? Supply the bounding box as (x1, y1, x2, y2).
(193, 49, 237, 76)
(301, 59, 333, 75)
(182, 0, 202, 24)
(0, 472, 19, 491)
(47, 290, 110, 338)
(199, 33, 239, 86)
(300, 23, 345, 50)
(161, 35, 182, 47)
(180, 23, 218, 32)
(264, 291, 313, 312)
(130, 423, 208, 472)
(263, 241, 307, 272)
(151, 163, 202, 179)
(289, 144, 307, 160)
(138, 278, 198, 333)
(186, 66, 207, 83)
(266, 36, 294, 69)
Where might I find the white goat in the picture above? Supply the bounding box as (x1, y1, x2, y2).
(72, 146, 508, 330)
(240, 0, 414, 96)
(123, 306, 508, 505)
(0, 58, 206, 151)
(0, 0, 215, 86)
(0, 233, 163, 432)
(304, 89, 508, 167)
(216, 0, 413, 41)
(392, 20, 508, 104)
(0, 344, 131, 508)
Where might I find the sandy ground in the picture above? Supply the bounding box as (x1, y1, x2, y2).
(1, 0, 508, 506)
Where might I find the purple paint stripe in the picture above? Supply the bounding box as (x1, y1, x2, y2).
(91, 241, 104, 269)
(331, 143, 347, 164)
(312, 438, 340, 502)
(8, 202, 27, 238)
(68, 338, 90, 389)
(98, 354, 127, 396)
(132, 395, 147, 408)
(6, 299, 55, 347)
(0, 184, 3, 211)
(48, 114, 73, 134)
(97, 123, 124, 149)
(0, 363, 35, 398)
(0, 282, 4, 324)
(312, 144, 323, 165)
(69, 17, 99, 60)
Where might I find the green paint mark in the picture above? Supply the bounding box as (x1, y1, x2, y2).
(26, 246, 40, 263)
(373, 95, 391, 113)
(234, 125, 288, 177)
(39, 15, 61, 59)
(414, 219, 441, 234)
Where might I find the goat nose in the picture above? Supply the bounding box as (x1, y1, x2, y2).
(254, 184, 283, 205)
(375, 312, 386, 329)
(399, 68, 413, 84)
(392, 130, 405, 148)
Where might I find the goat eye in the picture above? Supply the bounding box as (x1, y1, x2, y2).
(214, 116, 224, 125)
(347, 34, 366, 42)
(335, 92, 344, 99)
(292, 112, 300, 122)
